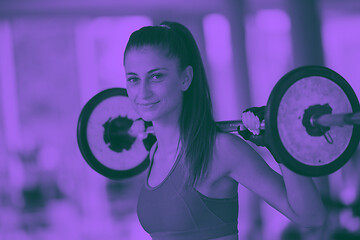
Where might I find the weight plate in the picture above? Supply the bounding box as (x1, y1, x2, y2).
(77, 88, 155, 179)
(266, 66, 360, 176)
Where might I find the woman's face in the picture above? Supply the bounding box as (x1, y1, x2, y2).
(124, 46, 190, 123)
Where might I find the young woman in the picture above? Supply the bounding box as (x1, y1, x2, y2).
(123, 21, 326, 240)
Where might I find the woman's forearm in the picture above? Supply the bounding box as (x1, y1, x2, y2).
(279, 163, 327, 228)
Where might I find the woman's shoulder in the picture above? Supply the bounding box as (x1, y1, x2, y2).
(215, 131, 251, 156)
(214, 131, 261, 174)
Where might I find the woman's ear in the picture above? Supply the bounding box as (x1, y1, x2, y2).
(181, 66, 193, 91)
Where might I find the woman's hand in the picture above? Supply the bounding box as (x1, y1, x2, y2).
(242, 110, 261, 135)
(238, 106, 268, 147)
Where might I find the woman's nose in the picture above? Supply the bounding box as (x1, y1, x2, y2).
(138, 81, 153, 99)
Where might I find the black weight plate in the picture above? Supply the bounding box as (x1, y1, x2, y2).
(266, 66, 360, 176)
(77, 88, 155, 179)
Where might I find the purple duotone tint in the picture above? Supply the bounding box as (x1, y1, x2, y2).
(0, 1, 360, 240)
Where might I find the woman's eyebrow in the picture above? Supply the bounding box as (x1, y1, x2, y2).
(126, 68, 168, 76)
(148, 68, 168, 74)
(126, 72, 137, 76)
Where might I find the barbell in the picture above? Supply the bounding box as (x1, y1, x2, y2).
(77, 66, 360, 179)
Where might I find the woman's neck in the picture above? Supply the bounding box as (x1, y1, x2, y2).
(152, 120, 181, 156)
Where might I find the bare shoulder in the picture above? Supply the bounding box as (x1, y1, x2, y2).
(215, 131, 258, 162)
(214, 132, 269, 182)
(195, 132, 243, 181)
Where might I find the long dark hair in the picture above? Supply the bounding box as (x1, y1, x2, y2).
(124, 21, 218, 188)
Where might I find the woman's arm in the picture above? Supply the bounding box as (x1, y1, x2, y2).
(218, 133, 327, 228)
(278, 163, 327, 227)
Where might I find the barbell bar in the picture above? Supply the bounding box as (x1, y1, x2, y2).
(143, 110, 360, 137)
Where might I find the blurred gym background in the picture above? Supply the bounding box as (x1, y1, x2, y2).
(0, 0, 360, 239)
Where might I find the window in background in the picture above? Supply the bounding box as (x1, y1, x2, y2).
(75, 16, 152, 105)
(0, 17, 87, 239)
(0, 21, 21, 151)
(245, 9, 293, 107)
(203, 13, 238, 121)
(322, 12, 360, 98)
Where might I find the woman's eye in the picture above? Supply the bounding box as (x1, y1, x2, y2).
(151, 73, 163, 81)
(127, 77, 139, 84)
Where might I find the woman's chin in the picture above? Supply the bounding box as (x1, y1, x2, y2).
(136, 112, 157, 122)
(141, 116, 154, 122)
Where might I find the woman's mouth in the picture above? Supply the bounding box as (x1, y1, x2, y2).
(137, 101, 160, 109)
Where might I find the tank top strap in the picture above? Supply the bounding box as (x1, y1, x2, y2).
(145, 142, 183, 190)
(149, 142, 158, 165)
